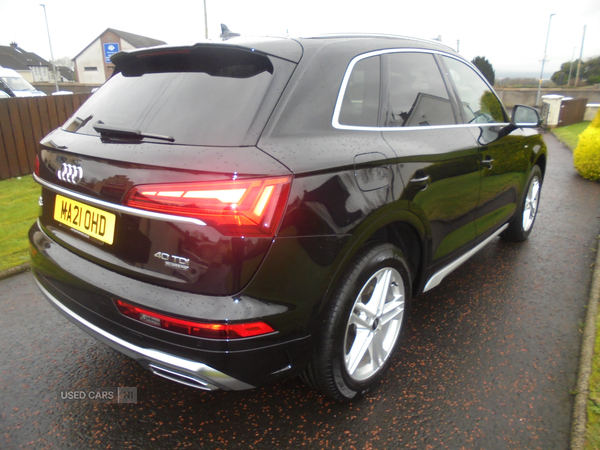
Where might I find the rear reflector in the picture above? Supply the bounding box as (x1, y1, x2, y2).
(114, 299, 276, 339)
(123, 176, 291, 237)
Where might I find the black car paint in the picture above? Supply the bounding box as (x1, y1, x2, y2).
(37, 137, 291, 296)
(29, 35, 547, 390)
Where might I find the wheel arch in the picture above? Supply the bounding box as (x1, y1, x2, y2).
(534, 151, 547, 180)
(366, 221, 423, 288)
(311, 209, 428, 328)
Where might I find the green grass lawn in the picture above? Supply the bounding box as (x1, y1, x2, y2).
(588, 317, 600, 450)
(552, 121, 600, 449)
(553, 121, 590, 150)
(0, 175, 40, 271)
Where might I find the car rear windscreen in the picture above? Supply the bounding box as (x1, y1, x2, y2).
(63, 47, 294, 146)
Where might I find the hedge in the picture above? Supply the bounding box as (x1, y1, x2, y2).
(573, 109, 600, 181)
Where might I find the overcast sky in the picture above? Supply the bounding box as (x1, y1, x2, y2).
(1, 0, 598, 78)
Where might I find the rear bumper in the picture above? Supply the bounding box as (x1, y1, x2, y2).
(29, 220, 312, 389)
(35, 277, 252, 391)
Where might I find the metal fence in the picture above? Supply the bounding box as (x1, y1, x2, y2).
(0, 94, 91, 181)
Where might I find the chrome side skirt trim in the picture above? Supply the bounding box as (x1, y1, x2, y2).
(423, 224, 508, 292)
(33, 173, 206, 227)
(35, 277, 254, 391)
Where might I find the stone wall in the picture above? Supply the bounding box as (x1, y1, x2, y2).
(495, 87, 600, 108)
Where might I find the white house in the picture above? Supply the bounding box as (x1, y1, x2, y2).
(0, 42, 53, 83)
(73, 28, 166, 85)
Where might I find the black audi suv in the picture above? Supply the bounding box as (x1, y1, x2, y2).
(29, 34, 546, 401)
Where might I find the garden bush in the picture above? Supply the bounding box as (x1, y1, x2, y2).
(573, 109, 600, 181)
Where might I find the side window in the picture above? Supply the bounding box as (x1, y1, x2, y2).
(385, 52, 455, 127)
(443, 57, 505, 124)
(338, 56, 380, 127)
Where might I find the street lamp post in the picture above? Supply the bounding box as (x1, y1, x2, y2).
(203, 0, 208, 39)
(40, 4, 60, 93)
(535, 13, 555, 107)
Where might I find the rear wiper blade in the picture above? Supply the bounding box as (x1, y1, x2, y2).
(93, 121, 175, 142)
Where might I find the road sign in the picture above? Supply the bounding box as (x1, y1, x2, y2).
(103, 43, 120, 63)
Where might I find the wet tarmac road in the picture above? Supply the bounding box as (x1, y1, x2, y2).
(2, 134, 600, 449)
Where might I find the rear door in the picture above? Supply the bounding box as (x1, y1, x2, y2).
(380, 51, 481, 268)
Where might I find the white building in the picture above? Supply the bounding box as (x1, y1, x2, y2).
(0, 43, 54, 83)
(73, 28, 166, 85)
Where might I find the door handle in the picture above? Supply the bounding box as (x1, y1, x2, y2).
(481, 156, 493, 169)
(409, 174, 430, 190)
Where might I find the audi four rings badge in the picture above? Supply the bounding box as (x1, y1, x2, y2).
(57, 163, 83, 185)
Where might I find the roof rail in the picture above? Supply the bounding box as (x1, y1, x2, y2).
(304, 33, 456, 52)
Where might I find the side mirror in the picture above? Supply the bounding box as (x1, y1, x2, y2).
(512, 105, 541, 128)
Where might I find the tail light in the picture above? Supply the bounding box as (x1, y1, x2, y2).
(34, 155, 40, 176)
(123, 176, 291, 237)
(114, 299, 276, 339)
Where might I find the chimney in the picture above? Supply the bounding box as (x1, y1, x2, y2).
(9, 42, 18, 48)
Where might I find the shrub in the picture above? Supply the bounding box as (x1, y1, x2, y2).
(573, 109, 600, 181)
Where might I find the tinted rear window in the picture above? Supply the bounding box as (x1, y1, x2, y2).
(338, 55, 381, 127)
(63, 47, 294, 146)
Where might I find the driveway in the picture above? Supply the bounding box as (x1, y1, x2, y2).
(2, 133, 599, 449)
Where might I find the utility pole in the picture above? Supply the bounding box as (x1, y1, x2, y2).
(575, 25, 586, 87)
(40, 4, 59, 93)
(536, 13, 555, 107)
(203, 0, 208, 39)
(567, 47, 576, 87)
(457, 40, 460, 52)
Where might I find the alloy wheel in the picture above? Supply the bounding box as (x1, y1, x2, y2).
(344, 267, 405, 382)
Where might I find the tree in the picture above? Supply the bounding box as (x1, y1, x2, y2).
(551, 56, 600, 86)
(551, 60, 578, 86)
(51, 56, 74, 71)
(581, 56, 600, 85)
(471, 56, 495, 85)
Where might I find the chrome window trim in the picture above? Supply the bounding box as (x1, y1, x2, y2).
(332, 49, 509, 131)
(334, 122, 510, 132)
(33, 173, 207, 227)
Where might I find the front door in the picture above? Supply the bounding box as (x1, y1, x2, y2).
(441, 56, 530, 241)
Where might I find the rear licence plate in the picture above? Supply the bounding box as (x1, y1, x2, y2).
(53, 195, 116, 244)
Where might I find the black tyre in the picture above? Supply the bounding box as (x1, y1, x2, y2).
(502, 165, 543, 242)
(302, 242, 412, 401)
